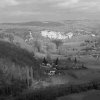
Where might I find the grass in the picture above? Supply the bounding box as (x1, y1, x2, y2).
(14, 79, 100, 100)
(57, 90, 100, 100)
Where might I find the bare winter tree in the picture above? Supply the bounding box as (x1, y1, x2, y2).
(52, 39, 63, 49)
(33, 40, 42, 52)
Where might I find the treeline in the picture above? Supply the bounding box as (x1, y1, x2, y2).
(15, 79, 100, 100)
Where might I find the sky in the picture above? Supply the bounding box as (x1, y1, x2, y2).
(0, 0, 100, 22)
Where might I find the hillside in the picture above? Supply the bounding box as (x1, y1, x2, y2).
(0, 41, 43, 99)
(0, 41, 39, 67)
(2, 21, 64, 27)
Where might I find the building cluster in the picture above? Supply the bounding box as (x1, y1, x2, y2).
(24, 30, 96, 42)
(41, 30, 73, 40)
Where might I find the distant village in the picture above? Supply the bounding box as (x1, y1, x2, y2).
(22, 29, 96, 42)
(41, 30, 73, 39)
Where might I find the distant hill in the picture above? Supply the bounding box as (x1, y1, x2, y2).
(63, 20, 100, 32)
(2, 21, 64, 27)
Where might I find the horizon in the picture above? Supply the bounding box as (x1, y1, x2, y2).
(1, 19, 100, 24)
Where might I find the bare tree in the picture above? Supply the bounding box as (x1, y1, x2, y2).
(52, 39, 63, 49)
(34, 40, 42, 52)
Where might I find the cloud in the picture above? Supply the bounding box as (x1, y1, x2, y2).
(0, 0, 19, 8)
(1, 0, 100, 22)
(1, 0, 100, 10)
(56, 0, 79, 8)
(77, 2, 98, 10)
(10, 11, 41, 16)
(53, 0, 100, 10)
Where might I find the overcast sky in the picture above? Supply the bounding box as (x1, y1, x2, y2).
(0, 0, 100, 22)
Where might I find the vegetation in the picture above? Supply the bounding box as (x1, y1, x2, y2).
(15, 79, 100, 100)
(0, 41, 39, 67)
(1, 20, 100, 100)
(33, 40, 42, 52)
(0, 41, 42, 99)
(52, 39, 63, 49)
